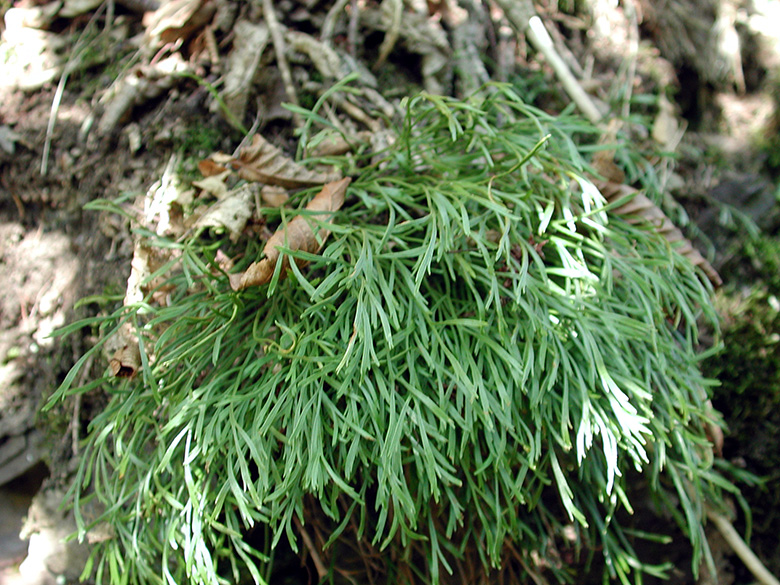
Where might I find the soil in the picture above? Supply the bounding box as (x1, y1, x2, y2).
(0, 0, 778, 583)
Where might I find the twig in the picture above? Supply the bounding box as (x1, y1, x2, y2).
(293, 515, 328, 579)
(526, 16, 603, 124)
(347, 0, 360, 56)
(71, 394, 82, 456)
(321, 0, 351, 45)
(493, 0, 603, 124)
(614, 0, 640, 122)
(373, 0, 403, 71)
(542, 14, 585, 78)
(261, 0, 301, 125)
(331, 94, 381, 132)
(706, 507, 780, 585)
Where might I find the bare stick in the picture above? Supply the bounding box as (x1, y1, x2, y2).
(294, 515, 328, 579)
(321, 0, 351, 44)
(706, 507, 780, 585)
(347, 0, 360, 56)
(493, 0, 602, 124)
(373, 0, 403, 70)
(526, 16, 603, 123)
(262, 0, 301, 125)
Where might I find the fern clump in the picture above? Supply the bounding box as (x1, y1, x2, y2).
(50, 86, 731, 584)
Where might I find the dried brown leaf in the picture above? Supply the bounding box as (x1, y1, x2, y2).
(124, 242, 181, 306)
(597, 180, 722, 287)
(261, 185, 289, 207)
(229, 178, 350, 290)
(198, 158, 228, 177)
(221, 21, 269, 124)
(233, 134, 342, 188)
(194, 184, 255, 241)
(98, 56, 190, 134)
(192, 170, 231, 199)
(143, 0, 215, 46)
(109, 342, 141, 378)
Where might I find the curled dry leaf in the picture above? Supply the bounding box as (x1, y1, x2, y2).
(286, 30, 345, 79)
(232, 134, 342, 188)
(109, 341, 142, 378)
(192, 170, 231, 199)
(597, 180, 722, 287)
(143, 0, 215, 48)
(124, 241, 182, 306)
(98, 55, 190, 134)
(229, 178, 350, 290)
(194, 184, 256, 242)
(261, 185, 289, 207)
(198, 158, 228, 177)
(221, 21, 269, 125)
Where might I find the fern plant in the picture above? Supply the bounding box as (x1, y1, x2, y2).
(49, 84, 734, 584)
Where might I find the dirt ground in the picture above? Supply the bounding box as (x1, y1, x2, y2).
(0, 0, 779, 583)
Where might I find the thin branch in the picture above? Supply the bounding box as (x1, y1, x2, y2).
(493, 0, 603, 124)
(294, 515, 328, 579)
(526, 16, 603, 124)
(706, 507, 780, 585)
(261, 0, 301, 125)
(347, 0, 360, 56)
(321, 0, 351, 45)
(373, 0, 403, 71)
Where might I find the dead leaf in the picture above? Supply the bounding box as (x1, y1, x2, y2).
(124, 241, 182, 306)
(143, 0, 215, 47)
(2, 6, 65, 90)
(109, 342, 141, 378)
(591, 151, 625, 184)
(98, 55, 190, 135)
(214, 249, 234, 274)
(198, 158, 228, 177)
(232, 134, 342, 188)
(192, 170, 231, 199)
(229, 178, 350, 290)
(194, 184, 256, 241)
(597, 180, 722, 287)
(261, 185, 289, 207)
(221, 20, 269, 126)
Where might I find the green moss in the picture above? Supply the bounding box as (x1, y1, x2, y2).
(175, 122, 224, 158)
(704, 287, 780, 576)
(709, 290, 780, 400)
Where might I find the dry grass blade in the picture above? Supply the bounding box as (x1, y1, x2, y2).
(232, 134, 342, 188)
(229, 177, 350, 290)
(598, 180, 722, 287)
